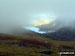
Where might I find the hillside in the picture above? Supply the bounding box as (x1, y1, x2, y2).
(43, 27, 75, 41)
(0, 33, 75, 56)
(12, 28, 41, 36)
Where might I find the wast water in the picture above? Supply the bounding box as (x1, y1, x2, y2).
(25, 26, 46, 34)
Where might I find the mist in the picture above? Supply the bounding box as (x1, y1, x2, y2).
(0, 0, 75, 34)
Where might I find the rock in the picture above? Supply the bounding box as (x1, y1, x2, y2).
(37, 50, 53, 55)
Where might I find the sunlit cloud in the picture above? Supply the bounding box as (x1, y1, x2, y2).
(33, 18, 56, 26)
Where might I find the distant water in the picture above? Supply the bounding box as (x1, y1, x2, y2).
(25, 26, 46, 34)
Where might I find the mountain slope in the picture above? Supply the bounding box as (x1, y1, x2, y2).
(43, 27, 75, 41)
(12, 28, 42, 37)
(0, 33, 75, 56)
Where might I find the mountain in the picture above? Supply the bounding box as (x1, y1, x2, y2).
(38, 20, 65, 33)
(43, 27, 75, 41)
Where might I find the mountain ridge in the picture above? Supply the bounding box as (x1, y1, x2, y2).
(43, 27, 75, 41)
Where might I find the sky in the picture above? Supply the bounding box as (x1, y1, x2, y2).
(0, 0, 75, 34)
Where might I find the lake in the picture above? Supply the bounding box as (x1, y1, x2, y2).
(25, 26, 46, 34)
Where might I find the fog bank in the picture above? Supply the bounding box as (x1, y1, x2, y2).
(0, 0, 75, 34)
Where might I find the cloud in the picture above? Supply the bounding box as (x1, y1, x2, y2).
(33, 18, 55, 26)
(0, 0, 75, 34)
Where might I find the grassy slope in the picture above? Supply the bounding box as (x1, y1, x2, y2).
(0, 33, 75, 56)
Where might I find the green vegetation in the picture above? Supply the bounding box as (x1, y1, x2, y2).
(0, 33, 75, 56)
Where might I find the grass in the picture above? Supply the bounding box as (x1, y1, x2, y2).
(0, 33, 75, 56)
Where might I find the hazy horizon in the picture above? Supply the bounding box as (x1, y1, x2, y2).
(0, 0, 75, 34)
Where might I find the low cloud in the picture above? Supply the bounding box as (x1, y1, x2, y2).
(0, 0, 75, 34)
